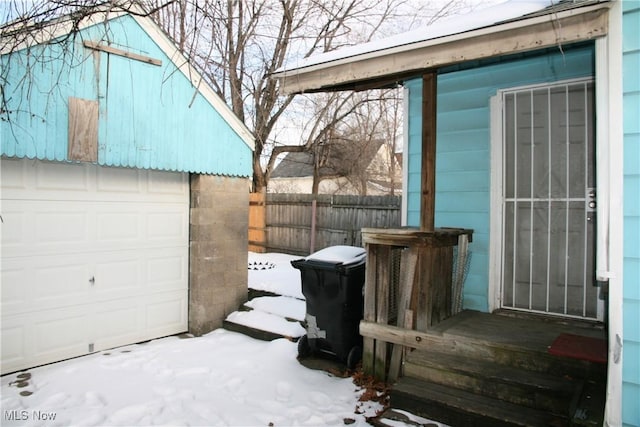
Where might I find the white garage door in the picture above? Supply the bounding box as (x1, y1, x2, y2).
(1, 158, 189, 374)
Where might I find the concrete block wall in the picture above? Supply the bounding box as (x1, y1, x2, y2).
(189, 174, 250, 336)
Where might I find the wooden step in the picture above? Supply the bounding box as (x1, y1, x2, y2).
(403, 349, 579, 414)
(391, 377, 570, 427)
(570, 376, 606, 426)
(369, 408, 448, 427)
(408, 330, 601, 380)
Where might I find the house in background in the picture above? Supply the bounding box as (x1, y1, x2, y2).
(1, 5, 254, 374)
(273, 1, 638, 425)
(269, 138, 402, 195)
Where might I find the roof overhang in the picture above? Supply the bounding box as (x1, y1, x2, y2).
(272, 2, 610, 94)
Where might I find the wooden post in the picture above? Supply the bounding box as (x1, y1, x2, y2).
(415, 246, 434, 331)
(361, 243, 378, 374)
(310, 198, 317, 253)
(452, 234, 470, 314)
(387, 248, 418, 382)
(373, 245, 391, 380)
(420, 72, 437, 232)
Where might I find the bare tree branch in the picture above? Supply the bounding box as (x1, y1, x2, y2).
(2, 0, 468, 194)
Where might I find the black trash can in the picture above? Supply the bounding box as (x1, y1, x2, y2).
(291, 245, 366, 369)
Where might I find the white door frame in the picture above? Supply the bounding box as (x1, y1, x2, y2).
(489, 95, 503, 314)
(488, 78, 601, 320)
(599, 2, 623, 424)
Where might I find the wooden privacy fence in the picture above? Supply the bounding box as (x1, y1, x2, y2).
(248, 193, 401, 255)
(248, 192, 266, 253)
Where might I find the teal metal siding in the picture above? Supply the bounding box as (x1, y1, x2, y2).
(1, 40, 90, 161)
(622, 3, 640, 426)
(1, 15, 252, 176)
(405, 45, 595, 312)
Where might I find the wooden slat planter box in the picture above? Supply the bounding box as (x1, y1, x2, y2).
(360, 227, 473, 381)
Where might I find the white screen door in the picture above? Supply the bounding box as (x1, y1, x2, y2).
(500, 79, 600, 320)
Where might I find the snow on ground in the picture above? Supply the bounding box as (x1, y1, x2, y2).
(1, 331, 381, 426)
(1, 251, 446, 427)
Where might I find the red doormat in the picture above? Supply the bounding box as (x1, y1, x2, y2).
(548, 333, 607, 364)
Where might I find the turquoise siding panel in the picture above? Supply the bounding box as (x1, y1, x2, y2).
(624, 92, 640, 134)
(437, 150, 489, 173)
(625, 258, 640, 300)
(625, 217, 640, 259)
(623, 3, 640, 52)
(405, 45, 595, 313)
(435, 191, 488, 213)
(437, 129, 490, 153)
(623, 383, 640, 427)
(625, 134, 640, 175)
(626, 175, 640, 219)
(624, 299, 640, 343)
(437, 87, 491, 111)
(438, 107, 489, 132)
(623, 4, 640, 426)
(1, 15, 252, 176)
(623, 339, 640, 426)
(437, 171, 488, 192)
(624, 49, 640, 92)
(1, 41, 94, 161)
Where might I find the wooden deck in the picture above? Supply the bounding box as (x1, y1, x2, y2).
(359, 226, 607, 426)
(430, 309, 605, 352)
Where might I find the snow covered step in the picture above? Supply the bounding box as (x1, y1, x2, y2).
(224, 310, 305, 342)
(247, 252, 304, 299)
(243, 296, 306, 322)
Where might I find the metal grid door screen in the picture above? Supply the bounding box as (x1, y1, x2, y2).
(500, 79, 599, 319)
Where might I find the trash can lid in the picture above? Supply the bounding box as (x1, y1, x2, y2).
(305, 245, 366, 265)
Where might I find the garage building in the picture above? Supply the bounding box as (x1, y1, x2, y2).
(0, 5, 254, 374)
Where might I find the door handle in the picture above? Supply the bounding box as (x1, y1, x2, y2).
(587, 188, 597, 212)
